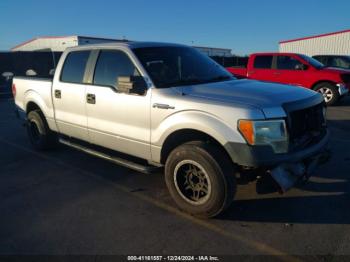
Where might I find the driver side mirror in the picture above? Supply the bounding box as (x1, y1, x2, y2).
(295, 64, 308, 70)
(116, 76, 148, 95)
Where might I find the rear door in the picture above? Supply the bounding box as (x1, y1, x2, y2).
(248, 55, 276, 82)
(52, 50, 90, 141)
(274, 55, 308, 86)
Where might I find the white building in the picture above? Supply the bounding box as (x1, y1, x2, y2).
(279, 29, 350, 56)
(11, 36, 125, 52)
(193, 45, 232, 57)
(12, 36, 233, 57)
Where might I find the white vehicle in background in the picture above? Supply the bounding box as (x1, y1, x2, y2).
(1, 72, 14, 97)
(13, 42, 330, 218)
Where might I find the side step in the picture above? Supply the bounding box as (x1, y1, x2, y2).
(59, 138, 161, 174)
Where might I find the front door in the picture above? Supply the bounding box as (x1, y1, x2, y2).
(85, 49, 151, 160)
(273, 55, 308, 86)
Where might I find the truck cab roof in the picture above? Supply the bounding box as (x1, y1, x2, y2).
(249, 52, 303, 56)
(65, 41, 187, 52)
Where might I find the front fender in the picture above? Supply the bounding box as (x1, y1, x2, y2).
(152, 110, 246, 147)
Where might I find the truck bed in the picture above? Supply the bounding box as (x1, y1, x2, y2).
(13, 76, 54, 118)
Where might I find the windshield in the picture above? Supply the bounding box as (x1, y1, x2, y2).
(298, 54, 325, 69)
(133, 46, 234, 88)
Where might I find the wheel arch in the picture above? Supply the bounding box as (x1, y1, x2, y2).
(160, 128, 233, 165)
(26, 101, 43, 114)
(311, 80, 337, 90)
(23, 89, 58, 131)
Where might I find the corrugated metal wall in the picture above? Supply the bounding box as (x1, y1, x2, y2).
(193, 46, 232, 57)
(279, 32, 350, 56)
(13, 37, 78, 52)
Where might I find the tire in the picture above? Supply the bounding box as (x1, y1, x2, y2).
(165, 141, 237, 218)
(26, 110, 57, 150)
(314, 82, 339, 106)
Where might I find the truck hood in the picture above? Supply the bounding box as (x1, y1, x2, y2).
(179, 79, 322, 118)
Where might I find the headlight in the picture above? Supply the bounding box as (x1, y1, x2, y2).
(238, 119, 288, 153)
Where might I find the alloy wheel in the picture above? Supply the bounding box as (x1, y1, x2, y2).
(173, 160, 212, 205)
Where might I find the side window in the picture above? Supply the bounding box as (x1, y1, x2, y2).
(329, 57, 350, 69)
(253, 56, 273, 69)
(60, 51, 90, 83)
(93, 50, 140, 88)
(276, 56, 303, 70)
(314, 56, 326, 65)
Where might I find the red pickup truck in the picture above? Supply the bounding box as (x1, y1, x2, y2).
(227, 53, 350, 105)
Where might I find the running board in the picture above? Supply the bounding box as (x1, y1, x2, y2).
(59, 138, 160, 174)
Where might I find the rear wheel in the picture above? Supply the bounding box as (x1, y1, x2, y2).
(314, 82, 339, 106)
(165, 141, 236, 218)
(27, 110, 57, 150)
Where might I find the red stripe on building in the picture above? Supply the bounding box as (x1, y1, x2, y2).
(279, 29, 350, 44)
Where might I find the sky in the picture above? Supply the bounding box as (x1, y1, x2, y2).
(0, 0, 350, 55)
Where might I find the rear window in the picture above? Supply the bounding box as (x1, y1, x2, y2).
(253, 55, 273, 69)
(60, 51, 90, 84)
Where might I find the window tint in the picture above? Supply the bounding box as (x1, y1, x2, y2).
(313, 56, 327, 65)
(276, 56, 303, 70)
(253, 56, 273, 69)
(93, 50, 139, 88)
(298, 54, 324, 69)
(329, 57, 350, 69)
(133, 46, 233, 88)
(61, 51, 90, 83)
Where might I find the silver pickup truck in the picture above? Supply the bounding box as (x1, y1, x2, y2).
(13, 42, 330, 218)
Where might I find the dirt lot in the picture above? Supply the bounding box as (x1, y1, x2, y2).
(0, 97, 349, 260)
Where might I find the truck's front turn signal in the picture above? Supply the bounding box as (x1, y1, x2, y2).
(238, 120, 254, 145)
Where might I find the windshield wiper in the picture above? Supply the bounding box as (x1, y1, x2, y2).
(164, 78, 205, 87)
(205, 75, 232, 83)
(161, 75, 232, 88)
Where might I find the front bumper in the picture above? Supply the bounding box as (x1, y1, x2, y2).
(225, 130, 330, 192)
(337, 83, 349, 96)
(225, 129, 330, 168)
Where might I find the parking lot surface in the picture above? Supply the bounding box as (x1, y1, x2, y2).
(0, 97, 350, 259)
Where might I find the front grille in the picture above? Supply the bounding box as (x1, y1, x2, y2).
(287, 102, 326, 151)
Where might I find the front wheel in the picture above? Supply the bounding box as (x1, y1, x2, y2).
(314, 82, 339, 106)
(165, 141, 236, 218)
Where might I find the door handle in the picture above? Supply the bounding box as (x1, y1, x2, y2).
(54, 89, 61, 99)
(273, 72, 282, 75)
(153, 103, 175, 110)
(86, 93, 96, 104)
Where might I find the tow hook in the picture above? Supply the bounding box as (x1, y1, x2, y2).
(270, 149, 332, 192)
(270, 163, 305, 193)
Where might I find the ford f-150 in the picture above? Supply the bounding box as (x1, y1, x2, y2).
(13, 42, 330, 218)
